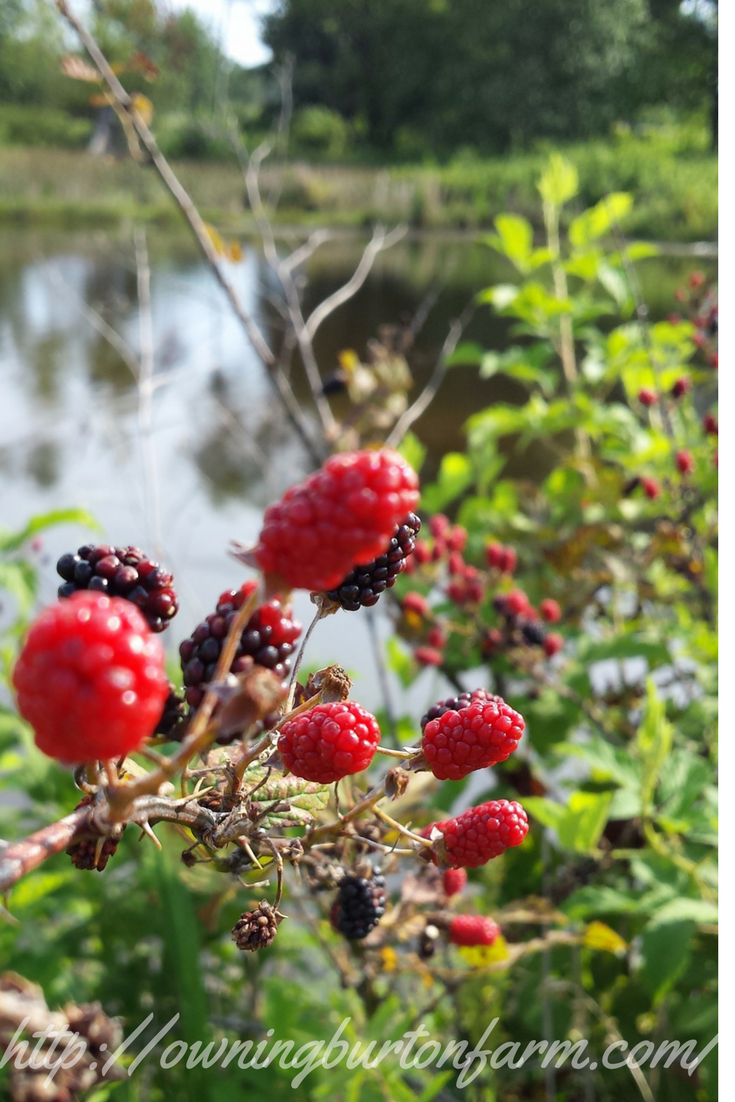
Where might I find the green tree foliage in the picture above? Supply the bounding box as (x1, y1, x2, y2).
(263, 0, 717, 154)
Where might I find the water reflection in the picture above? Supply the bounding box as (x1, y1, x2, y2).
(0, 228, 716, 713)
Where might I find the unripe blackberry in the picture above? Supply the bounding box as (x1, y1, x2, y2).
(671, 377, 691, 400)
(57, 545, 178, 633)
(331, 868, 387, 940)
(325, 513, 421, 611)
(180, 582, 301, 713)
(638, 388, 658, 408)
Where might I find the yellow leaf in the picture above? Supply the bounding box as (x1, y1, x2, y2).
(458, 935, 510, 968)
(584, 921, 628, 955)
(228, 240, 244, 263)
(130, 93, 154, 127)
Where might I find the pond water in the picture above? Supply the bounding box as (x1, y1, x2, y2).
(0, 227, 716, 715)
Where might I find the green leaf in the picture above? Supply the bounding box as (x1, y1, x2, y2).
(0, 561, 37, 618)
(537, 153, 578, 207)
(568, 193, 633, 248)
(444, 340, 485, 367)
(246, 768, 331, 827)
(524, 791, 612, 854)
(386, 637, 415, 688)
(489, 213, 534, 270)
(636, 679, 673, 814)
(421, 452, 474, 512)
(397, 431, 427, 475)
(639, 918, 694, 1002)
(0, 508, 99, 553)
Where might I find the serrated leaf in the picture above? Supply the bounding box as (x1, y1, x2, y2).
(247, 768, 331, 827)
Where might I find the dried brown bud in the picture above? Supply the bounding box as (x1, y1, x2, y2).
(384, 767, 410, 800)
(216, 666, 288, 741)
(304, 664, 352, 704)
(66, 795, 125, 872)
(232, 900, 285, 952)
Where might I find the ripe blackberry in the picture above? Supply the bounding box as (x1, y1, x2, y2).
(57, 545, 178, 633)
(421, 689, 499, 733)
(180, 582, 302, 711)
(331, 868, 387, 940)
(325, 512, 421, 611)
(521, 619, 547, 647)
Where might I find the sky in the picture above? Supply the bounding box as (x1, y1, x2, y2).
(169, 0, 275, 68)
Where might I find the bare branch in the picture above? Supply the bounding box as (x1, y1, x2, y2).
(303, 225, 407, 344)
(55, 0, 324, 465)
(386, 298, 477, 448)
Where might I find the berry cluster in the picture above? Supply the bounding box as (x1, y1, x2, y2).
(57, 544, 178, 632)
(395, 519, 565, 672)
(325, 512, 421, 611)
(180, 582, 302, 712)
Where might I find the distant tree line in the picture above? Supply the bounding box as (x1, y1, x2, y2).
(0, 0, 717, 157)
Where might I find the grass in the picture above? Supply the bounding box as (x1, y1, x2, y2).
(0, 131, 717, 241)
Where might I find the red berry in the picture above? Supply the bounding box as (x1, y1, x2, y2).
(256, 449, 419, 592)
(671, 378, 691, 400)
(641, 477, 660, 500)
(689, 270, 705, 289)
(543, 633, 564, 658)
(402, 591, 431, 618)
(501, 547, 517, 574)
(638, 388, 658, 408)
(442, 868, 468, 898)
(421, 698, 525, 780)
(423, 799, 529, 868)
(539, 598, 561, 624)
(13, 592, 168, 762)
(504, 589, 530, 617)
(278, 701, 381, 784)
(429, 515, 450, 539)
(446, 526, 468, 553)
(693, 332, 706, 349)
(426, 625, 447, 649)
(448, 551, 465, 576)
(703, 414, 718, 436)
(486, 542, 504, 569)
(449, 914, 500, 947)
(668, 313, 681, 325)
(481, 628, 503, 654)
(413, 540, 432, 565)
(676, 450, 695, 476)
(415, 645, 444, 667)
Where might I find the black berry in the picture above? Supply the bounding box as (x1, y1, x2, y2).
(331, 868, 387, 940)
(420, 689, 500, 732)
(56, 545, 178, 632)
(326, 513, 421, 611)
